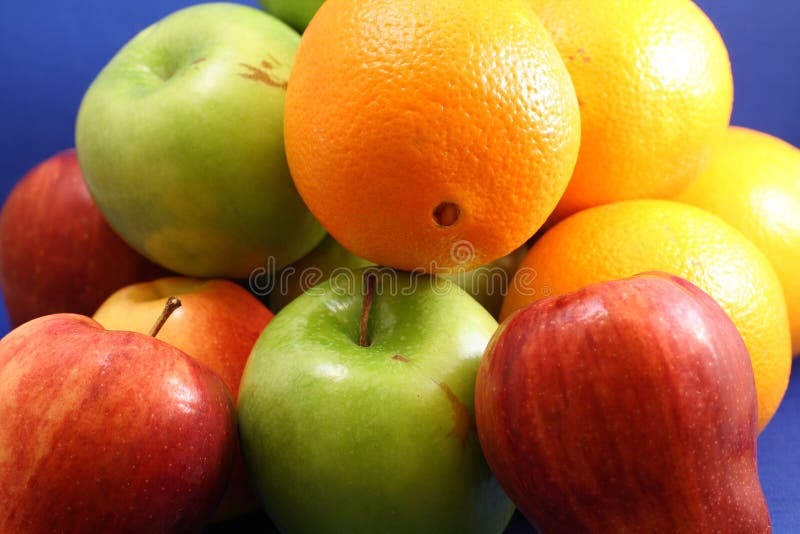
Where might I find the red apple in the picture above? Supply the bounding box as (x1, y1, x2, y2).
(93, 277, 274, 520)
(0, 312, 237, 532)
(476, 272, 770, 532)
(0, 149, 168, 327)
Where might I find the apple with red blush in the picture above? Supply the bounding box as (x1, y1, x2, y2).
(93, 276, 273, 520)
(0, 307, 236, 532)
(0, 149, 168, 327)
(476, 272, 771, 532)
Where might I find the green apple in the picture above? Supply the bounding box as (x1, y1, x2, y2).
(76, 3, 325, 278)
(441, 246, 527, 318)
(267, 234, 373, 311)
(238, 269, 515, 533)
(267, 234, 526, 318)
(258, 0, 324, 32)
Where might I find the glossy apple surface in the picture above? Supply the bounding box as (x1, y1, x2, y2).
(0, 149, 167, 327)
(239, 269, 515, 533)
(76, 3, 325, 278)
(0, 313, 237, 532)
(93, 276, 273, 520)
(476, 272, 770, 532)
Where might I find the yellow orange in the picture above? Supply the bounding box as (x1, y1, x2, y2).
(284, 0, 580, 272)
(676, 126, 800, 356)
(501, 199, 791, 431)
(530, 0, 733, 221)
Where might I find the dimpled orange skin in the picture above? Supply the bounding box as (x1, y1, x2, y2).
(501, 199, 791, 432)
(284, 0, 581, 272)
(676, 126, 800, 356)
(530, 0, 734, 222)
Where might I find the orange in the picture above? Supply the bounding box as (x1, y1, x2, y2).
(501, 199, 791, 432)
(284, 0, 580, 273)
(530, 0, 733, 222)
(675, 126, 800, 356)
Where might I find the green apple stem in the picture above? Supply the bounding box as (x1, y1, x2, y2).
(359, 271, 377, 347)
(148, 296, 182, 337)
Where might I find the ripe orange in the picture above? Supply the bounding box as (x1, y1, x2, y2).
(675, 126, 800, 356)
(284, 0, 581, 273)
(530, 0, 733, 222)
(501, 199, 791, 432)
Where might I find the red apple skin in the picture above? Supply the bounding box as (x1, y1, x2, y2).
(0, 314, 237, 533)
(0, 149, 168, 327)
(476, 272, 770, 533)
(93, 277, 274, 520)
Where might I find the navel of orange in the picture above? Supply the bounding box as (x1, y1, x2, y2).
(284, 0, 580, 273)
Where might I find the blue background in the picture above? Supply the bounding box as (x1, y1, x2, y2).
(0, 1, 798, 531)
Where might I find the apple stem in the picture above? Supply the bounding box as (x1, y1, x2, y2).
(359, 271, 377, 347)
(148, 296, 182, 337)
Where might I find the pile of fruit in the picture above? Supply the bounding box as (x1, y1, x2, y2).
(0, 0, 797, 532)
